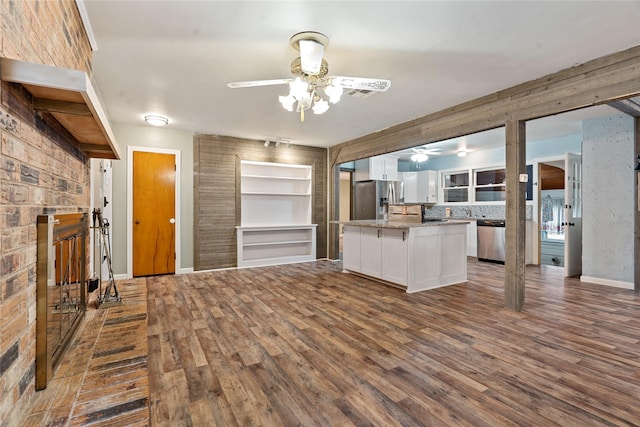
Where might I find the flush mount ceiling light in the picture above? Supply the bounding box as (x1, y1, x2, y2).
(144, 114, 169, 126)
(227, 32, 391, 122)
(457, 149, 468, 157)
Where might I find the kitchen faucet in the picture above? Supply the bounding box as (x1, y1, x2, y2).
(462, 207, 472, 217)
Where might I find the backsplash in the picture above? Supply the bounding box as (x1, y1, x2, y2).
(424, 204, 533, 220)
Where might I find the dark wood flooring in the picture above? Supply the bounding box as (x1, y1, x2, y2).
(23, 259, 640, 426)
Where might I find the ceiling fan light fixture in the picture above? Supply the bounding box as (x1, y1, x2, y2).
(324, 82, 343, 104)
(144, 114, 169, 126)
(290, 77, 309, 100)
(411, 153, 428, 163)
(279, 94, 296, 111)
(299, 39, 325, 75)
(312, 98, 329, 115)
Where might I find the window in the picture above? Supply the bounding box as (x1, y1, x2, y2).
(443, 171, 469, 202)
(474, 168, 505, 202)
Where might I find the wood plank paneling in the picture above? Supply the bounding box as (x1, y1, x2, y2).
(193, 134, 327, 270)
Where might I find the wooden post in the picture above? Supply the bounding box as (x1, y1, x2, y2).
(505, 119, 527, 311)
(635, 117, 639, 292)
(328, 160, 341, 260)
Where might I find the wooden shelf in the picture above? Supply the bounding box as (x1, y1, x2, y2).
(0, 57, 121, 160)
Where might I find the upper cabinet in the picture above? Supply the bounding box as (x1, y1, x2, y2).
(355, 155, 398, 181)
(0, 58, 121, 160)
(400, 170, 438, 203)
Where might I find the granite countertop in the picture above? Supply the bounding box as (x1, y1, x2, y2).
(339, 219, 469, 229)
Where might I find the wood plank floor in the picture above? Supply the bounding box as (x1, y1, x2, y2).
(148, 260, 640, 426)
(21, 259, 640, 426)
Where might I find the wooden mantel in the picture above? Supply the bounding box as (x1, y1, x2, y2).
(0, 57, 121, 160)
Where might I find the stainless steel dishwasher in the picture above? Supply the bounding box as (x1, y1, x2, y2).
(477, 219, 506, 264)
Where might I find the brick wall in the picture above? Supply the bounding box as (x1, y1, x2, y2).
(0, 1, 92, 425)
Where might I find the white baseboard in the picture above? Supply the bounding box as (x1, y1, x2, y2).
(178, 267, 194, 275)
(580, 275, 634, 290)
(113, 273, 131, 280)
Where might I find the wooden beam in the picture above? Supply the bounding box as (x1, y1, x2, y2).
(33, 98, 92, 116)
(78, 143, 113, 153)
(609, 97, 640, 117)
(329, 44, 640, 165)
(504, 120, 527, 311)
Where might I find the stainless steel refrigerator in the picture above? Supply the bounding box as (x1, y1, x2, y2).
(353, 180, 403, 220)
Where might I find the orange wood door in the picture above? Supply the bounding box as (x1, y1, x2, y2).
(133, 151, 176, 276)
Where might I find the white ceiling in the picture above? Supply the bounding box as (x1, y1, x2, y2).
(81, 1, 640, 156)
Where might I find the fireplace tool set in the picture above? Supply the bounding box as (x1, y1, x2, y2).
(91, 208, 122, 307)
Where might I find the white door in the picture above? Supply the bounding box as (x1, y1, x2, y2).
(564, 153, 582, 277)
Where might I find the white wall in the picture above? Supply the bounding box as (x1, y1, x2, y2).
(582, 114, 635, 286)
(110, 124, 194, 275)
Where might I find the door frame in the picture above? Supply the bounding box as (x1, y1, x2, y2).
(127, 146, 182, 278)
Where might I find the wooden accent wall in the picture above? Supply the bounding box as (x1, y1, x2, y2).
(194, 134, 327, 270)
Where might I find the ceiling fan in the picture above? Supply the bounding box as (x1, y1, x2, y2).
(410, 146, 442, 162)
(227, 31, 391, 122)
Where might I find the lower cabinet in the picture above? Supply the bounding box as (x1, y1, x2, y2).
(342, 225, 361, 272)
(381, 228, 408, 285)
(342, 223, 467, 292)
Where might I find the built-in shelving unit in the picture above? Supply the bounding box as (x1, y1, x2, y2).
(237, 160, 316, 267)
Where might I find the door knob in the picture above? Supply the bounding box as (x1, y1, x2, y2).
(169, 218, 176, 224)
(135, 220, 140, 225)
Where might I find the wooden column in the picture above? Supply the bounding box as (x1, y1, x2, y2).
(635, 117, 639, 292)
(328, 156, 341, 260)
(505, 119, 527, 311)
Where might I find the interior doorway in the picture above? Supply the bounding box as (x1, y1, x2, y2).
(539, 161, 565, 267)
(128, 147, 181, 277)
(537, 153, 583, 277)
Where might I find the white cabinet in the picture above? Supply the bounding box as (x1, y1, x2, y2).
(343, 226, 408, 286)
(381, 228, 408, 285)
(355, 155, 398, 181)
(237, 160, 317, 267)
(360, 227, 382, 277)
(466, 220, 477, 257)
(419, 170, 438, 203)
(399, 172, 418, 203)
(342, 225, 361, 272)
(341, 223, 467, 291)
(399, 170, 437, 203)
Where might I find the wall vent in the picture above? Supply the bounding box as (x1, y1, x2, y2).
(344, 89, 379, 99)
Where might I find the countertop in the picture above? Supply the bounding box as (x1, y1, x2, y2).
(339, 219, 469, 229)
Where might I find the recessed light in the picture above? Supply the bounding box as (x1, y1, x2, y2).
(144, 114, 169, 126)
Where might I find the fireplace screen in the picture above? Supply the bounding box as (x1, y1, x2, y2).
(36, 213, 87, 390)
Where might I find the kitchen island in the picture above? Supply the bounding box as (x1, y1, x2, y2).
(341, 219, 468, 293)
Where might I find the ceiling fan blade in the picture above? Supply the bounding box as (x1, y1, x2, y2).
(330, 76, 391, 92)
(227, 79, 292, 89)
